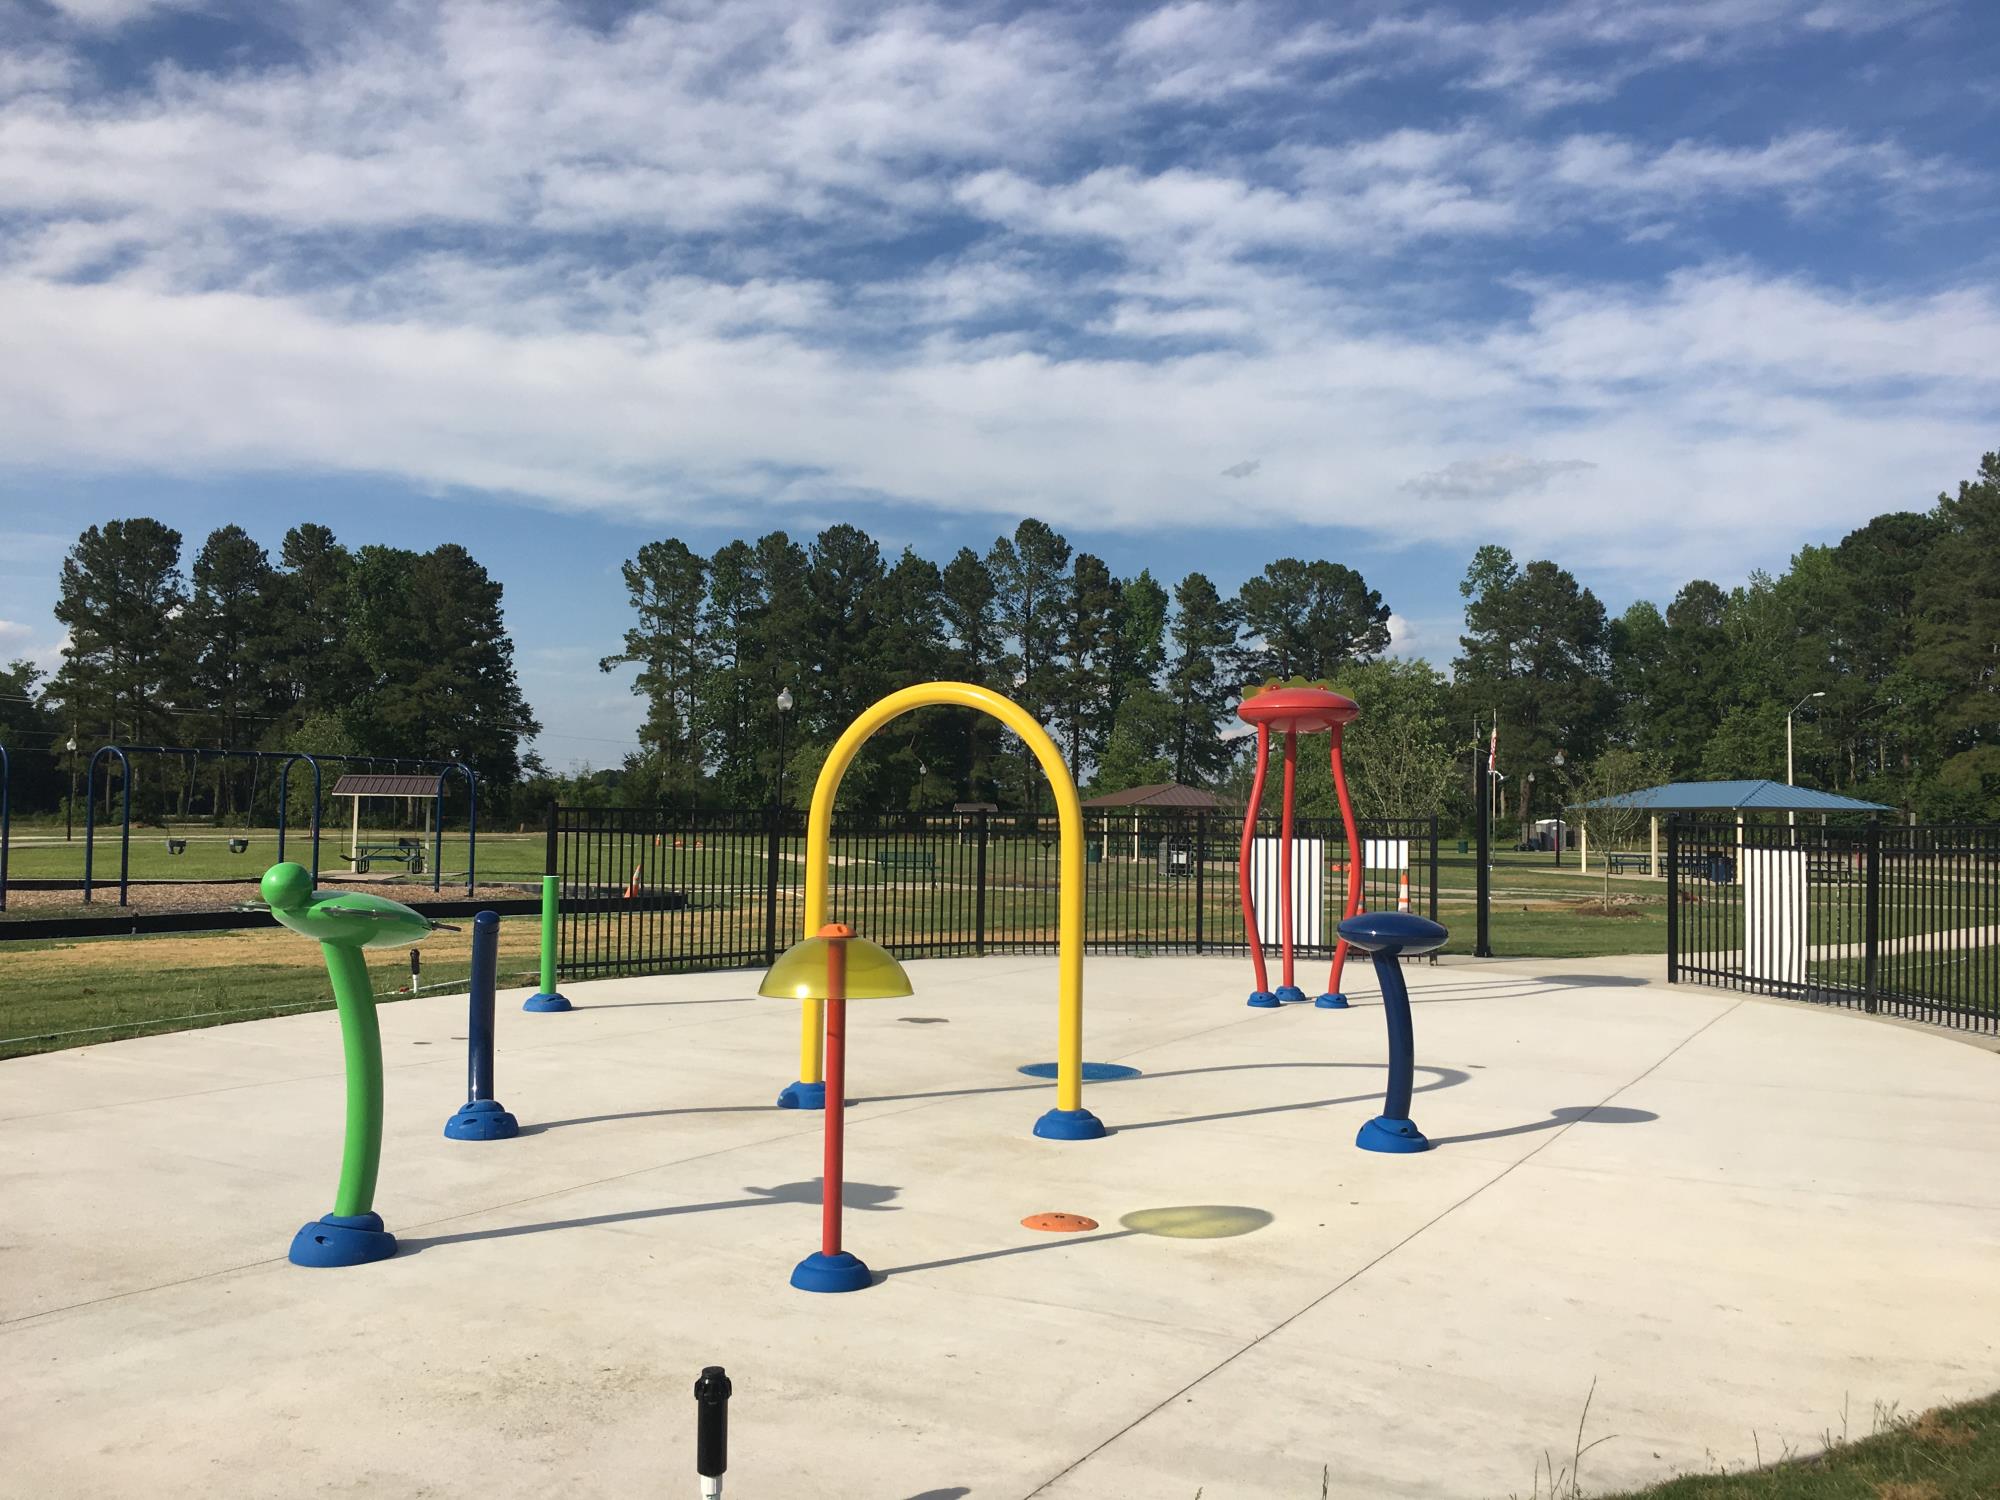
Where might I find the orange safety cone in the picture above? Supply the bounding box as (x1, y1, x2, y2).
(1397, 869, 1411, 913)
(623, 864, 642, 899)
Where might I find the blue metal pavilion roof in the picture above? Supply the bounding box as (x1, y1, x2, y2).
(1567, 779, 1893, 813)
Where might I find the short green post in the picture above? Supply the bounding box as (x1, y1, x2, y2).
(524, 874, 572, 1012)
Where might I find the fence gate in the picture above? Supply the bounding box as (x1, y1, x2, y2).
(1667, 815, 1998, 1035)
(547, 805, 1440, 983)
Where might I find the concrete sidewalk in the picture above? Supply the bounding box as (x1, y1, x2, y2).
(3, 954, 1997, 1498)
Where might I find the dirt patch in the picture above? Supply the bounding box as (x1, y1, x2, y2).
(1, 879, 534, 919)
(1572, 898, 1648, 919)
(7, 919, 544, 976)
(1910, 1409, 1976, 1448)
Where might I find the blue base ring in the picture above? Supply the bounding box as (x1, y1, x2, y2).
(1246, 990, 1280, 1009)
(1033, 1106, 1107, 1141)
(523, 991, 572, 1013)
(289, 1211, 397, 1268)
(1274, 984, 1308, 1004)
(790, 1250, 874, 1293)
(1355, 1115, 1430, 1154)
(1314, 992, 1350, 1009)
(443, 1098, 520, 1141)
(776, 1079, 827, 1110)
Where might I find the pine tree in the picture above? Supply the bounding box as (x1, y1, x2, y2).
(938, 546, 1002, 801)
(49, 518, 187, 751)
(179, 525, 278, 810)
(600, 539, 709, 797)
(270, 523, 358, 729)
(1237, 558, 1390, 681)
(1059, 552, 1122, 772)
(988, 520, 1072, 806)
(1165, 571, 1241, 787)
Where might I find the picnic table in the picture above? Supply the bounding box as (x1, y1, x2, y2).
(342, 837, 426, 876)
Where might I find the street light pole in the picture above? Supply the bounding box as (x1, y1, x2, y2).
(65, 733, 78, 841)
(1552, 749, 1566, 867)
(1785, 691, 1825, 829)
(773, 687, 794, 813)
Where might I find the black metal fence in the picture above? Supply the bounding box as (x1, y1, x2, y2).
(1667, 815, 1998, 1034)
(548, 804, 1440, 982)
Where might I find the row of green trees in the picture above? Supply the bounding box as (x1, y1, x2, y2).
(1, 451, 1991, 828)
(0, 519, 538, 819)
(576, 452, 1997, 825)
(572, 521, 1406, 817)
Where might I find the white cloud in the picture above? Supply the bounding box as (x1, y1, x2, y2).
(0, 0, 1991, 604)
(1402, 457, 1598, 500)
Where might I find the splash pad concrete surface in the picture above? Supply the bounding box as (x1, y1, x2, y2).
(3, 953, 1996, 1498)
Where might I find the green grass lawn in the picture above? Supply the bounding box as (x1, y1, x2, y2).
(0, 918, 546, 1059)
(2, 824, 543, 885)
(1595, 1391, 2000, 1498)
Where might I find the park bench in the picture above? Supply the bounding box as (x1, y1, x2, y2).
(343, 838, 427, 876)
(874, 849, 938, 884)
(1608, 852, 1651, 875)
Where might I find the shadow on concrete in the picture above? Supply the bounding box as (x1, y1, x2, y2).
(396, 1179, 900, 1254)
(877, 1204, 1273, 1279)
(517, 1061, 1471, 1138)
(1107, 1063, 1467, 1133)
(854, 1059, 1467, 1116)
(903, 1490, 971, 1499)
(1531, 975, 1651, 988)
(1425, 1104, 1658, 1149)
(516, 1104, 774, 1135)
(556, 996, 756, 1011)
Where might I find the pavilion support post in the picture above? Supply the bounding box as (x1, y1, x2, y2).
(1650, 815, 1660, 879)
(1579, 823, 1588, 875)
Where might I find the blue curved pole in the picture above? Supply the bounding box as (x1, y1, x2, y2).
(1338, 911, 1449, 1154)
(82, 746, 132, 906)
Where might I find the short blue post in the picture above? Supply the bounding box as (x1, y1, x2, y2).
(444, 910, 519, 1140)
(1338, 911, 1449, 1154)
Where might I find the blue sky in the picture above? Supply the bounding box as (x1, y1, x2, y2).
(1, 0, 1996, 770)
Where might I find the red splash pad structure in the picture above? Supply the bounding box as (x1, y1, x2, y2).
(1235, 683, 1363, 1008)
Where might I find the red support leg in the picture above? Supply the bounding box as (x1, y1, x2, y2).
(1238, 724, 1276, 1005)
(1278, 729, 1299, 996)
(1324, 724, 1363, 1002)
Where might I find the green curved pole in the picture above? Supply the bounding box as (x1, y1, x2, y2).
(322, 941, 385, 1218)
(262, 861, 439, 1266)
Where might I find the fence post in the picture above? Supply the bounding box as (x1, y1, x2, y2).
(1193, 810, 1206, 954)
(1474, 781, 1493, 958)
(1665, 814, 1680, 984)
(1427, 814, 1439, 924)
(1862, 816, 1881, 1014)
(763, 806, 783, 965)
(973, 810, 989, 957)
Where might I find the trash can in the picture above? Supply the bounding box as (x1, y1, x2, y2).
(1086, 840, 1103, 864)
(1457, 839, 1469, 854)
(1706, 853, 1735, 883)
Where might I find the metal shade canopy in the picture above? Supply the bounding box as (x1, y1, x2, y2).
(757, 933, 913, 1000)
